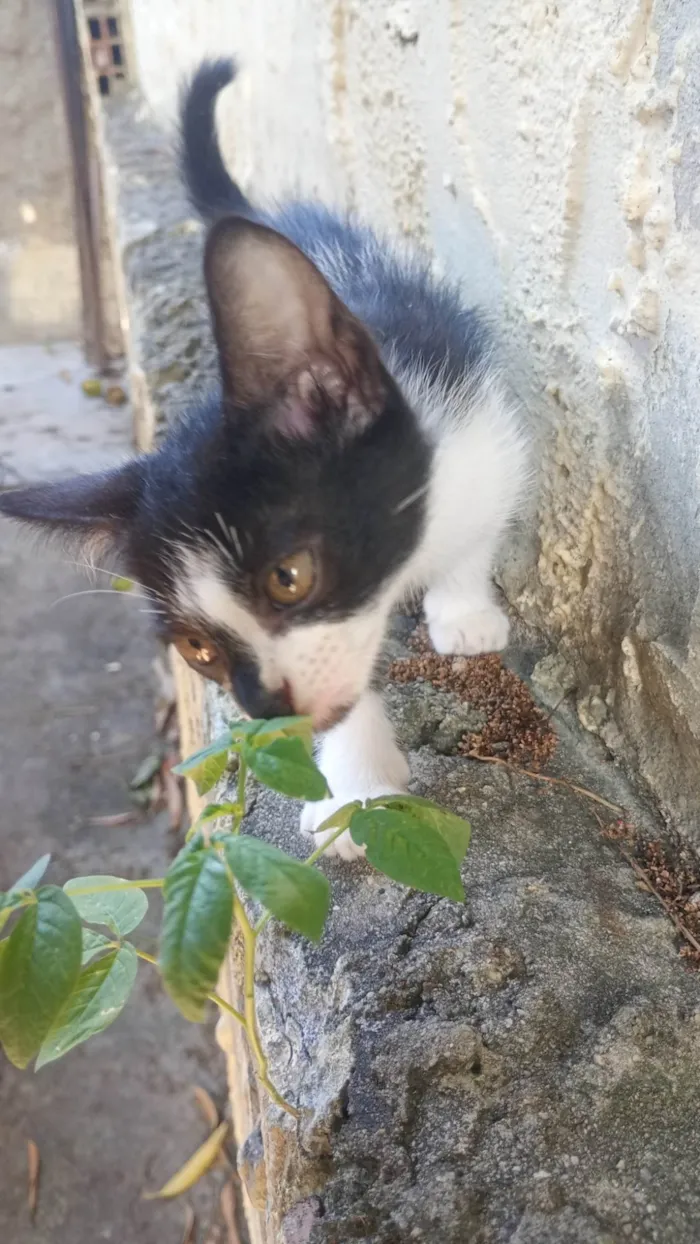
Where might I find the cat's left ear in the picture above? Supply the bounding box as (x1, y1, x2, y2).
(204, 217, 387, 437)
(0, 461, 145, 556)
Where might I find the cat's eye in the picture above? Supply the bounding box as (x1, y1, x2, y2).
(172, 633, 226, 682)
(264, 550, 316, 606)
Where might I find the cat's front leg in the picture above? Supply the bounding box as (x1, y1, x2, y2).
(300, 690, 409, 860)
(423, 539, 509, 656)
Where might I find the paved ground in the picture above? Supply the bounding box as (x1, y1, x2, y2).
(0, 345, 233, 1244)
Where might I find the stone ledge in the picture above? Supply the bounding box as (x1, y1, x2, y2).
(99, 91, 700, 1244)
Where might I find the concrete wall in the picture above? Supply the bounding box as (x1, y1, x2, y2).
(127, 0, 700, 841)
(0, 0, 81, 342)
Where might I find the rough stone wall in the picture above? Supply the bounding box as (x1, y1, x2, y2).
(0, 0, 81, 341)
(97, 67, 700, 1244)
(125, 0, 700, 846)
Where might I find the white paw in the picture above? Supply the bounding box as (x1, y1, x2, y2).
(300, 776, 410, 861)
(303, 690, 410, 860)
(300, 797, 368, 861)
(426, 601, 510, 656)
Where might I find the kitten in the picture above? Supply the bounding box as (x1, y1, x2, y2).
(0, 59, 527, 859)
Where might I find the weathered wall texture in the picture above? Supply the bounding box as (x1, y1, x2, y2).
(0, 0, 81, 341)
(97, 36, 700, 1243)
(127, 0, 700, 844)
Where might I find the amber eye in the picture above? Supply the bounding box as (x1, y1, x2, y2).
(172, 633, 222, 673)
(264, 550, 316, 606)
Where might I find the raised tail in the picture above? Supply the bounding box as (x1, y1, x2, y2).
(179, 58, 253, 221)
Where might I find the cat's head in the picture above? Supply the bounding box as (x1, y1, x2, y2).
(0, 219, 429, 729)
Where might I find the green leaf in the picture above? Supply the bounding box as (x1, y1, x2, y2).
(0, 854, 54, 931)
(246, 716, 314, 754)
(370, 795, 471, 863)
(173, 732, 234, 794)
(243, 736, 329, 801)
(310, 800, 362, 836)
(196, 802, 241, 827)
(0, 887, 82, 1068)
(81, 928, 114, 964)
(228, 718, 266, 740)
(349, 809, 465, 901)
(7, 854, 52, 897)
(159, 843, 233, 1022)
(223, 836, 330, 942)
(130, 750, 164, 790)
(35, 944, 138, 1068)
(64, 876, 148, 936)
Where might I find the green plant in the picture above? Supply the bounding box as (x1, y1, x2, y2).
(0, 716, 470, 1116)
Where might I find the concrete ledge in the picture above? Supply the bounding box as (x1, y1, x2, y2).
(99, 90, 700, 1244)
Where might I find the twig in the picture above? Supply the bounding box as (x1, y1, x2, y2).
(89, 811, 139, 828)
(27, 1140, 40, 1222)
(466, 752, 624, 813)
(619, 847, 700, 956)
(590, 808, 700, 957)
(220, 1180, 243, 1244)
(544, 690, 571, 724)
(181, 1205, 196, 1244)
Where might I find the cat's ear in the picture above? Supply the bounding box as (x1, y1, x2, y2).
(204, 217, 386, 437)
(0, 461, 145, 556)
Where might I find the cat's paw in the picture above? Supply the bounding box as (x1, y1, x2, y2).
(300, 796, 369, 861)
(426, 601, 510, 656)
(300, 775, 410, 861)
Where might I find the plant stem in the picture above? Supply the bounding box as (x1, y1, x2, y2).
(234, 894, 300, 1119)
(304, 821, 353, 867)
(133, 948, 247, 1028)
(235, 758, 247, 831)
(66, 878, 164, 897)
(254, 819, 351, 936)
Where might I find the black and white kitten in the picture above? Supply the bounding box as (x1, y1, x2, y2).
(0, 60, 527, 858)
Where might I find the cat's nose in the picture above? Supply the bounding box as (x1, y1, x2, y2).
(232, 659, 294, 719)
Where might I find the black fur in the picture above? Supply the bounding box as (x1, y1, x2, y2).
(0, 58, 495, 718)
(179, 58, 252, 220)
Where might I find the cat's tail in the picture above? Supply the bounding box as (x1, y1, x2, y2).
(179, 58, 253, 221)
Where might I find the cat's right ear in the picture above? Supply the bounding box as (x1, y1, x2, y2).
(204, 217, 387, 438)
(0, 460, 145, 557)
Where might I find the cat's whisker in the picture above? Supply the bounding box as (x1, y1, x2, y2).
(229, 525, 243, 560)
(204, 528, 235, 564)
(49, 588, 150, 610)
(60, 557, 124, 581)
(214, 511, 231, 543)
(392, 484, 429, 515)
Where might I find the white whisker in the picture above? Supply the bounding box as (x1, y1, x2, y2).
(204, 528, 234, 563)
(214, 512, 230, 542)
(392, 484, 429, 515)
(229, 525, 243, 560)
(49, 588, 150, 610)
(60, 557, 124, 580)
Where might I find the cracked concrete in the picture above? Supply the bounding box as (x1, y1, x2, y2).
(204, 624, 700, 1244)
(94, 77, 700, 1244)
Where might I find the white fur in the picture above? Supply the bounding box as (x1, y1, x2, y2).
(304, 371, 528, 854)
(176, 547, 403, 729)
(300, 690, 410, 859)
(177, 369, 527, 855)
